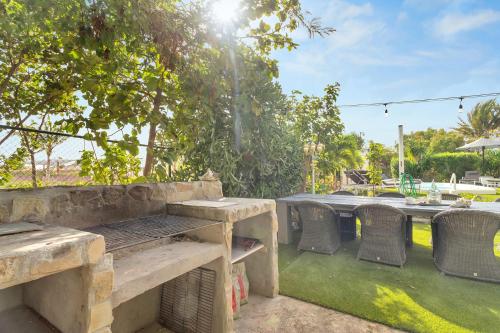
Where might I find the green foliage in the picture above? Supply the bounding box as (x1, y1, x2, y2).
(289, 84, 352, 191)
(0, 0, 335, 195)
(483, 150, 500, 177)
(318, 132, 364, 177)
(392, 151, 499, 181)
(78, 145, 141, 185)
(390, 158, 420, 179)
(402, 128, 465, 163)
(0, 147, 27, 185)
(422, 153, 479, 181)
(421, 152, 481, 181)
(454, 99, 500, 139)
(150, 46, 304, 198)
(367, 141, 384, 185)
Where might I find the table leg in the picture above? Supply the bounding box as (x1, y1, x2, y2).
(406, 216, 413, 248)
(277, 202, 292, 244)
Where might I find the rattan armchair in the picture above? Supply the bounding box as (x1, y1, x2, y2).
(354, 204, 407, 267)
(431, 210, 500, 283)
(331, 191, 357, 241)
(296, 200, 341, 255)
(442, 193, 460, 201)
(331, 190, 355, 196)
(377, 192, 405, 198)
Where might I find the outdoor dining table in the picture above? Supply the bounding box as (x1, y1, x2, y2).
(276, 193, 500, 246)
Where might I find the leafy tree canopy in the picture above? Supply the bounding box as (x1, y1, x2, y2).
(454, 99, 500, 139)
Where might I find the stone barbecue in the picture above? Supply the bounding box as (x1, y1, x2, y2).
(0, 181, 278, 333)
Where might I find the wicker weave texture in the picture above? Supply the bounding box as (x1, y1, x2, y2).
(354, 204, 407, 267)
(331, 191, 355, 196)
(160, 267, 216, 333)
(432, 210, 500, 283)
(296, 200, 341, 255)
(442, 193, 460, 201)
(377, 192, 405, 198)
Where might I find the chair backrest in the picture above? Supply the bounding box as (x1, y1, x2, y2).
(354, 204, 406, 232)
(377, 192, 405, 198)
(464, 171, 480, 180)
(496, 198, 500, 203)
(442, 193, 460, 201)
(331, 190, 355, 196)
(294, 200, 338, 224)
(432, 210, 500, 239)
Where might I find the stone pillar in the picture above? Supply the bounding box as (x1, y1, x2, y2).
(84, 253, 114, 333)
(232, 211, 279, 298)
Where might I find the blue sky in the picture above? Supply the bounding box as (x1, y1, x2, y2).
(272, 0, 500, 146)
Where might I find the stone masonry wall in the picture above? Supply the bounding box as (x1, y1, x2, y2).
(0, 181, 223, 228)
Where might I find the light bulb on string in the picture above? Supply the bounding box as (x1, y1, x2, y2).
(458, 97, 464, 112)
(384, 104, 389, 117)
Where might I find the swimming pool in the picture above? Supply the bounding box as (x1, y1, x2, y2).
(418, 182, 496, 195)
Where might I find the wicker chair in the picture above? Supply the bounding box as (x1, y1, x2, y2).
(331, 191, 357, 241)
(442, 193, 460, 201)
(431, 210, 500, 283)
(296, 200, 341, 255)
(331, 190, 355, 196)
(354, 204, 407, 267)
(377, 192, 405, 198)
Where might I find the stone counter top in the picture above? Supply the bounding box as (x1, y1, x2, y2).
(167, 197, 276, 223)
(0, 224, 104, 289)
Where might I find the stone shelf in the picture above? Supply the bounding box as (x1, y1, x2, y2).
(111, 240, 224, 308)
(0, 224, 104, 289)
(231, 243, 265, 264)
(0, 306, 60, 333)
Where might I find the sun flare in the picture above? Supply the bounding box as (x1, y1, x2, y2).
(212, 0, 240, 24)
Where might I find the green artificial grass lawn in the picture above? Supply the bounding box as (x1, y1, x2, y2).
(279, 223, 500, 333)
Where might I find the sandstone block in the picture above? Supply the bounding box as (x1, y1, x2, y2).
(11, 196, 49, 222)
(87, 237, 105, 264)
(92, 327, 112, 333)
(150, 185, 167, 201)
(91, 270, 114, 304)
(50, 194, 72, 218)
(201, 181, 223, 199)
(128, 185, 152, 201)
(0, 203, 10, 223)
(89, 301, 113, 332)
(0, 257, 20, 287)
(70, 190, 104, 208)
(102, 187, 125, 206)
(30, 245, 82, 276)
(175, 182, 194, 192)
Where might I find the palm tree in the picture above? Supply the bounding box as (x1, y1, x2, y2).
(454, 99, 500, 139)
(317, 133, 364, 188)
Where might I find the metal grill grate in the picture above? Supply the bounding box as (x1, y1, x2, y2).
(105, 215, 221, 238)
(160, 268, 216, 333)
(82, 215, 221, 253)
(82, 225, 156, 252)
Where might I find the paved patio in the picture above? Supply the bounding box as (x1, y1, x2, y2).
(235, 295, 401, 333)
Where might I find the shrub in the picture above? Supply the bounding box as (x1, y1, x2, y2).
(390, 158, 421, 179)
(420, 152, 481, 181)
(483, 150, 500, 177)
(390, 152, 499, 181)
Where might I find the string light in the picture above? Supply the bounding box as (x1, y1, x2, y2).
(458, 97, 464, 112)
(384, 103, 389, 117)
(337, 91, 500, 109)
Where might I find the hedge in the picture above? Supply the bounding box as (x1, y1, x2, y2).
(391, 151, 499, 181)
